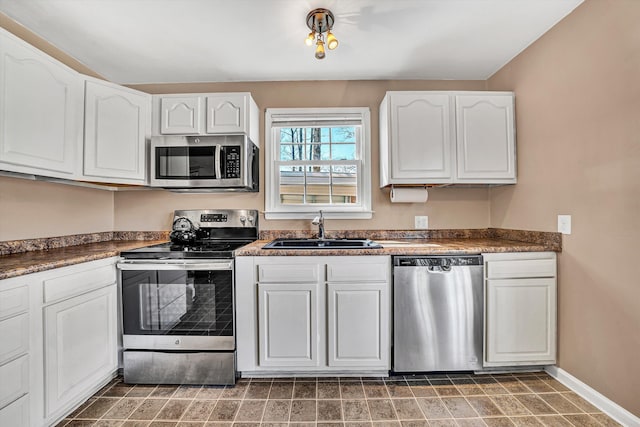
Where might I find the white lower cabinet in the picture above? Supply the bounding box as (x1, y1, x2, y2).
(44, 285, 117, 417)
(237, 256, 391, 375)
(0, 257, 119, 427)
(327, 282, 388, 367)
(483, 252, 557, 367)
(258, 283, 318, 367)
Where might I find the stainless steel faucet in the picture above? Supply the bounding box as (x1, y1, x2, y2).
(312, 210, 326, 240)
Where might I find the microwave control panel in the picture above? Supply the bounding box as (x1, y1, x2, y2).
(223, 146, 241, 178)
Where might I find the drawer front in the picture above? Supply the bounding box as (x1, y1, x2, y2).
(43, 264, 116, 303)
(0, 314, 29, 365)
(327, 261, 389, 283)
(258, 264, 320, 283)
(487, 259, 556, 279)
(0, 354, 29, 409)
(0, 286, 29, 321)
(0, 394, 29, 427)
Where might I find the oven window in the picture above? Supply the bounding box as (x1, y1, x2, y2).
(156, 146, 217, 179)
(122, 269, 233, 336)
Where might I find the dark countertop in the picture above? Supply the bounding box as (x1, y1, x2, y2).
(235, 237, 558, 257)
(0, 228, 561, 280)
(0, 240, 166, 280)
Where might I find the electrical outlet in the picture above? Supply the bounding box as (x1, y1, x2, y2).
(558, 215, 572, 235)
(415, 216, 429, 229)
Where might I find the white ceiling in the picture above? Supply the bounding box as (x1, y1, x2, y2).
(0, 0, 583, 85)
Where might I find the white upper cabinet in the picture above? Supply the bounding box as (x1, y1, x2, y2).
(379, 91, 516, 186)
(384, 93, 453, 185)
(206, 94, 247, 134)
(455, 94, 516, 182)
(0, 28, 83, 179)
(160, 96, 201, 135)
(154, 93, 259, 142)
(83, 78, 150, 184)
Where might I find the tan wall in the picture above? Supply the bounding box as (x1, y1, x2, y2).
(0, 176, 114, 240)
(487, 0, 640, 416)
(115, 80, 491, 232)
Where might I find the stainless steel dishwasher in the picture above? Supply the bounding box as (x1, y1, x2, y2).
(393, 255, 483, 372)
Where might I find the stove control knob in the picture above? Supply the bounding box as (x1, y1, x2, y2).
(239, 215, 247, 226)
(247, 215, 255, 225)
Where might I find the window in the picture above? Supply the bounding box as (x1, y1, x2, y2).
(265, 108, 372, 219)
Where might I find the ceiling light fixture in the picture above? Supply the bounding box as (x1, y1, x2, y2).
(305, 8, 338, 60)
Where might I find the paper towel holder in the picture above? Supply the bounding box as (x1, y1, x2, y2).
(390, 185, 430, 203)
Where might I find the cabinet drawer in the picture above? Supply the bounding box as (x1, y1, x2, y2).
(486, 259, 556, 279)
(327, 261, 389, 283)
(0, 354, 29, 409)
(258, 264, 320, 283)
(43, 264, 116, 303)
(0, 394, 29, 427)
(0, 314, 29, 365)
(0, 286, 29, 321)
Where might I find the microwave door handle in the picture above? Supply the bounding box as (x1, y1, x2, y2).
(215, 144, 222, 179)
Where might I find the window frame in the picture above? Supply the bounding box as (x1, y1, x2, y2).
(264, 107, 372, 220)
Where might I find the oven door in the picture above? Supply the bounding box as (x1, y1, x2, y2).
(118, 259, 234, 351)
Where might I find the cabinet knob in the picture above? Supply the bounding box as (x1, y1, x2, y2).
(175, 339, 181, 345)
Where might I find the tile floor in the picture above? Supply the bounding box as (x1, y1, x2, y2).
(56, 372, 622, 427)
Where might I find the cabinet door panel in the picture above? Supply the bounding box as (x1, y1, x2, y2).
(0, 354, 29, 408)
(160, 97, 201, 134)
(206, 94, 246, 134)
(0, 285, 29, 321)
(0, 313, 29, 365)
(44, 285, 117, 416)
(84, 80, 149, 181)
(486, 278, 556, 365)
(327, 283, 389, 368)
(0, 394, 29, 427)
(258, 283, 318, 367)
(0, 30, 82, 176)
(389, 93, 452, 181)
(456, 95, 515, 181)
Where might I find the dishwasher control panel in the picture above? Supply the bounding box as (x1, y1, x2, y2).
(394, 255, 483, 267)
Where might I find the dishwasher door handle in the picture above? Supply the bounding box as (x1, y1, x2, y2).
(428, 265, 451, 273)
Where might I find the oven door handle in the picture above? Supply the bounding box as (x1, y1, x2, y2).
(117, 260, 233, 271)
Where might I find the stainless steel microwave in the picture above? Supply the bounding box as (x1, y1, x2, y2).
(150, 135, 258, 191)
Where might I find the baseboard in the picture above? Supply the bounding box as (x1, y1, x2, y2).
(545, 366, 639, 427)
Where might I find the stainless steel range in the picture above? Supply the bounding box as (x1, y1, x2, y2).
(117, 209, 258, 385)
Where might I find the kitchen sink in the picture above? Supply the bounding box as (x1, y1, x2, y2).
(263, 238, 383, 249)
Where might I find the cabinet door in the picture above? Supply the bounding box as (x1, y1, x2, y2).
(485, 278, 556, 365)
(44, 285, 117, 416)
(389, 93, 453, 182)
(206, 94, 247, 134)
(455, 95, 516, 182)
(327, 283, 389, 368)
(160, 96, 201, 134)
(83, 80, 150, 182)
(0, 29, 82, 177)
(258, 283, 319, 367)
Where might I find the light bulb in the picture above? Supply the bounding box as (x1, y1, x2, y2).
(326, 32, 338, 50)
(305, 32, 315, 46)
(315, 40, 326, 59)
